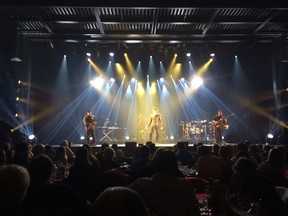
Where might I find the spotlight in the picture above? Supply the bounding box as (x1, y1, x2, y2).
(15, 113, 19, 117)
(29, 134, 35, 140)
(64, 55, 66, 58)
(170, 136, 174, 140)
(235, 55, 238, 58)
(109, 52, 114, 57)
(80, 136, 85, 140)
(86, 52, 91, 57)
(160, 78, 164, 82)
(180, 78, 185, 82)
(131, 78, 136, 82)
(29, 134, 37, 144)
(18, 80, 21, 84)
(266, 133, 277, 145)
(16, 97, 19, 101)
(186, 53, 191, 57)
(125, 136, 130, 140)
(210, 53, 215, 57)
(267, 133, 273, 139)
(191, 76, 203, 89)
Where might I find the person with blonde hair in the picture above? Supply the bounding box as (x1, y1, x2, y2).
(147, 107, 163, 143)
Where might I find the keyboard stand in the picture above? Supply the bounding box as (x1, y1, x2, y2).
(100, 128, 113, 142)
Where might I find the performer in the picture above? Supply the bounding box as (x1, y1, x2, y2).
(83, 110, 97, 144)
(137, 113, 145, 141)
(212, 110, 226, 145)
(147, 107, 163, 143)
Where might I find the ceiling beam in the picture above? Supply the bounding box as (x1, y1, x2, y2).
(94, 8, 105, 34)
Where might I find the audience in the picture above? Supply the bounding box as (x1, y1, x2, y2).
(1, 134, 287, 216)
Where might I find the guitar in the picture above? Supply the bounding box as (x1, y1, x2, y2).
(86, 115, 104, 130)
(212, 113, 235, 129)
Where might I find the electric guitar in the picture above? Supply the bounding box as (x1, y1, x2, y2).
(212, 113, 235, 129)
(86, 115, 104, 130)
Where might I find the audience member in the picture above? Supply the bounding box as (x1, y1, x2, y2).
(60, 140, 75, 164)
(175, 141, 196, 168)
(10, 141, 30, 168)
(89, 186, 151, 216)
(65, 146, 100, 200)
(101, 147, 120, 172)
(0, 164, 30, 215)
(195, 145, 224, 181)
(258, 147, 286, 186)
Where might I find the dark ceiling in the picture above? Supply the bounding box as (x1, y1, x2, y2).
(0, 1, 288, 47)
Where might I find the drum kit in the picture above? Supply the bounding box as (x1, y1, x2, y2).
(179, 120, 214, 142)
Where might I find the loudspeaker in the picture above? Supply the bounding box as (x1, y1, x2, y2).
(125, 142, 137, 158)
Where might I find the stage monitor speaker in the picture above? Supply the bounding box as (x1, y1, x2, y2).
(125, 141, 137, 158)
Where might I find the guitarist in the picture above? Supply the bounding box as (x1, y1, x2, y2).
(83, 110, 97, 144)
(212, 110, 227, 145)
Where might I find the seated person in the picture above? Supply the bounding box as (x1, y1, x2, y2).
(90, 186, 151, 216)
(129, 150, 201, 216)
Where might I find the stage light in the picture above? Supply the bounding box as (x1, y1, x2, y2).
(16, 97, 19, 101)
(80, 136, 85, 140)
(267, 133, 273, 139)
(235, 55, 238, 58)
(131, 78, 136, 82)
(138, 61, 141, 64)
(87, 58, 91, 62)
(15, 113, 19, 117)
(29, 134, 37, 144)
(29, 134, 35, 140)
(170, 136, 174, 140)
(186, 53, 191, 57)
(125, 136, 130, 140)
(266, 133, 276, 145)
(124, 53, 127, 56)
(191, 76, 203, 89)
(64, 55, 66, 58)
(210, 53, 215, 57)
(90, 77, 104, 89)
(160, 78, 165, 83)
(86, 52, 91, 57)
(18, 80, 21, 84)
(174, 54, 177, 57)
(110, 78, 115, 82)
(180, 78, 185, 82)
(109, 52, 114, 57)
